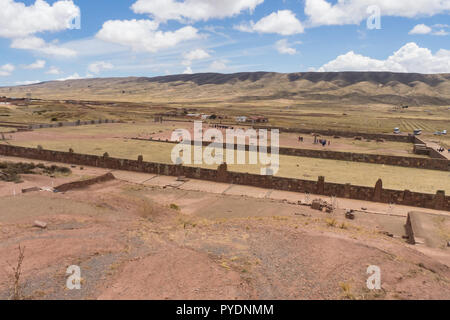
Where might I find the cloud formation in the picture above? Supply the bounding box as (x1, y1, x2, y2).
(24, 60, 46, 70)
(88, 61, 114, 74)
(305, 0, 450, 27)
(0, 0, 80, 38)
(11, 36, 77, 57)
(0, 64, 15, 76)
(409, 24, 449, 36)
(209, 60, 228, 71)
(96, 19, 200, 53)
(317, 42, 450, 74)
(131, 0, 263, 22)
(235, 10, 304, 35)
(183, 66, 193, 74)
(275, 39, 297, 55)
(182, 49, 211, 66)
(0, 0, 80, 58)
(46, 66, 61, 75)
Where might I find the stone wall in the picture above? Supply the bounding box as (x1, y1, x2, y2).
(0, 144, 448, 211)
(252, 126, 414, 143)
(414, 136, 448, 160)
(55, 172, 115, 192)
(29, 119, 117, 130)
(142, 138, 450, 171)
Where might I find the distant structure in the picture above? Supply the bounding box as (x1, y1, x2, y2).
(248, 116, 269, 124)
(235, 116, 268, 123)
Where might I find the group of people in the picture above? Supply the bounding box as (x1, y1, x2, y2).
(318, 139, 331, 147)
(211, 124, 232, 130)
(298, 136, 331, 147)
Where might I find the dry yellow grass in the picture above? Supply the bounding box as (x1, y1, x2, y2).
(8, 138, 450, 194)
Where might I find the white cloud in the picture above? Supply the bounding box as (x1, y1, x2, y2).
(409, 24, 432, 35)
(317, 42, 450, 74)
(131, 0, 263, 22)
(183, 49, 211, 62)
(182, 49, 211, 66)
(305, 0, 450, 27)
(46, 66, 61, 75)
(183, 66, 193, 74)
(409, 23, 449, 36)
(88, 61, 114, 74)
(15, 80, 41, 85)
(209, 60, 228, 71)
(11, 36, 77, 57)
(0, 0, 80, 38)
(0, 1, 80, 57)
(235, 10, 304, 35)
(433, 29, 449, 36)
(275, 39, 297, 55)
(57, 72, 82, 81)
(96, 19, 200, 53)
(0, 64, 15, 76)
(23, 60, 46, 69)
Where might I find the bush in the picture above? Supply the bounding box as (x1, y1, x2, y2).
(325, 218, 337, 227)
(0, 161, 71, 183)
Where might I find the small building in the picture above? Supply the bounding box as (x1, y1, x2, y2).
(247, 116, 269, 123)
(186, 113, 201, 119)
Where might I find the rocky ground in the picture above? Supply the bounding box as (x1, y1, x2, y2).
(0, 171, 449, 300)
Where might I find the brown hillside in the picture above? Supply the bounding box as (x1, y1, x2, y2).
(1, 72, 450, 106)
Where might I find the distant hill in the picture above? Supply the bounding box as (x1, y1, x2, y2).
(1, 72, 450, 106)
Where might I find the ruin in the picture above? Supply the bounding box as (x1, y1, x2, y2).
(0, 144, 448, 211)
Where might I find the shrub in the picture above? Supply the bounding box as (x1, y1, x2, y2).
(325, 218, 337, 227)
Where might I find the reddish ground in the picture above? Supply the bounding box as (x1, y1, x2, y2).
(1, 165, 449, 300)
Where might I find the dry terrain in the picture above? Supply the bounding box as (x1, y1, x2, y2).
(0, 161, 449, 300)
(3, 122, 449, 194)
(1, 72, 449, 139)
(0, 71, 449, 300)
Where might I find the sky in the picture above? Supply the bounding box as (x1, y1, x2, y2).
(0, 0, 449, 86)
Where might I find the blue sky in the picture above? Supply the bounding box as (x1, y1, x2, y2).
(0, 0, 449, 86)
